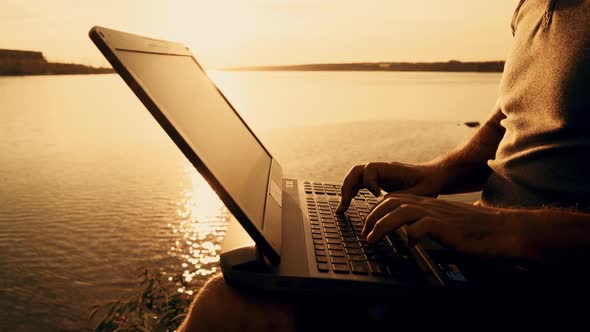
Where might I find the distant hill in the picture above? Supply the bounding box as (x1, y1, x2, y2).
(0, 49, 114, 76)
(227, 60, 505, 73)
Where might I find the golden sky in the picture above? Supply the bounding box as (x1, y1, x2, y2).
(0, 0, 519, 68)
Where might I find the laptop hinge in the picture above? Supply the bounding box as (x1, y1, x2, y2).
(220, 245, 272, 274)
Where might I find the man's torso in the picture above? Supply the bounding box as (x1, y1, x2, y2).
(484, 0, 590, 211)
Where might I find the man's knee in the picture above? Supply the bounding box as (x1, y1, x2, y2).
(178, 274, 295, 332)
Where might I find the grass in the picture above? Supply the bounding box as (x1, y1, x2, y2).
(89, 269, 199, 332)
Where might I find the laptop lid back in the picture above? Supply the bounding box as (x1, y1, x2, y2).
(89, 26, 282, 264)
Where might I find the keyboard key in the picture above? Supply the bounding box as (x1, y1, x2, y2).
(327, 244, 344, 250)
(326, 238, 341, 244)
(345, 248, 362, 255)
(340, 231, 355, 237)
(331, 256, 347, 264)
(354, 197, 366, 204)
(347, 254, 365, 262)
(316, 255, 328, 263)
(312, 234, 322, 239)
(332, 263, 350, 274)
(314, 244, 325, 251)
(329, 250, 345, 257)
(343, 242, 360, 249)
(316, 250, 326, 256)
(313, 239, 323, 245)
(351, 262, 369, 274)
(325, 233, 340, 239)
(317, 263, 329, 272)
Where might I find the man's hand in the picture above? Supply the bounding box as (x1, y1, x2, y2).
(361, 194, 524, 258)
(336, 162, 448, 213)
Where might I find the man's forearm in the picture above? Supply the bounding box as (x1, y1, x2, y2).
(509, 208, 590, 264)
(429, 102, 506, 194)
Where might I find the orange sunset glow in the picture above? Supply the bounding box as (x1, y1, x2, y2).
(9, 0, 586, 330)
(1, 0, 519, 68)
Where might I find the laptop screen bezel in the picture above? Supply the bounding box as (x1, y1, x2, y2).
(89, 26, 282, 264)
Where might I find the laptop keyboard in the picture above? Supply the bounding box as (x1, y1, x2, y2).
(303, 181, 413, 276)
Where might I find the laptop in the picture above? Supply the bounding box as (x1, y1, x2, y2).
(89, 26, 538, 296)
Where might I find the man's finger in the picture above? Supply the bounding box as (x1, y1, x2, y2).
(366, 204, 427, 243)
(336, 164, 364, 213)
(363, 163, 383, 197)
(405, 216, 441, 246)
(362, 196, 414, 236)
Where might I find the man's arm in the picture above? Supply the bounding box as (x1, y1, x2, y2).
(511, 208, 590, 263)
(360, 193, 590, 264)
(337, 101, 506, 212)
(431, 100, 506, 194)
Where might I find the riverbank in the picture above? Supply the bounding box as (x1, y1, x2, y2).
(0, 49, 113, 76)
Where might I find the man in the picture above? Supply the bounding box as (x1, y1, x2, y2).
(179, 1, 590, 330)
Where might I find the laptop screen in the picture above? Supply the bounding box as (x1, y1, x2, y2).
(115, 50, 271, 229)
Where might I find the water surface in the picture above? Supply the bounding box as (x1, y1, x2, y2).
(0, 71, 500, 331)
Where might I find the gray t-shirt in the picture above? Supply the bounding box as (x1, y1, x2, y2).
(483, 0, 590, 211)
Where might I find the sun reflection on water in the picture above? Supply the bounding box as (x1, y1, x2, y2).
(167, 168, 229, 288)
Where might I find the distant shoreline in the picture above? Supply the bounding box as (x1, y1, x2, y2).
(225, 60, 505, 73)
(0, 49, 114, 76)
(1, 49, 505, 75)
